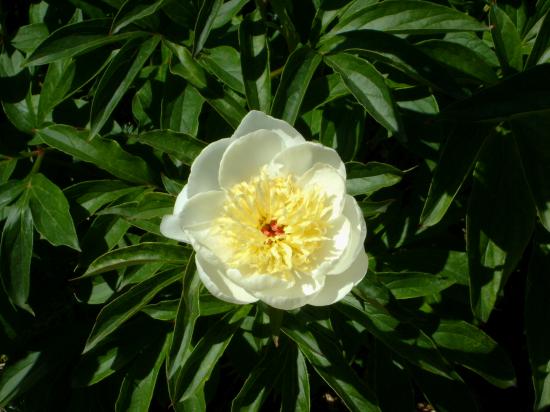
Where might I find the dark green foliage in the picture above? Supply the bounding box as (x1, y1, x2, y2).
(0, 0, 548, 411)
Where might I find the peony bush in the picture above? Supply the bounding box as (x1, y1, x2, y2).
(0, 1, 549, 411)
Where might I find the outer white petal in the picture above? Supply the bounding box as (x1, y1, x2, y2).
(328, 195, 367, 275)
(231, 110, 306, 147)
(272, 142, 346, 179)
(252, 275, 325, 310)
(178, 190, 225, 228)
(174, 185, 189, 214)
(298, 163, 346, 220)
(196, 253, 258, 304)
(308, 215, 351, 277)
(224, 268, 293, 292)
(218, 130, 285, 189)
(308, 249, 368, 306)
(187, 138, 231, 197)
(160, 215, 190, 243)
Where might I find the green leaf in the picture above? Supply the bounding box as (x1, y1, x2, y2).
(490, 4, 523, 73)
(26, 19, 145, 66)
(98, 192, 174, 220)
(324, 53, 400, 135)
(11, 23, 49, 53)
(82, 242, 190, 277)
(231, 347, 279, 412)
(167, 260, 201, 399)
(64, 180, 142, 217)
(375, 271, 455, 299)
(526, 10, 550, 68)
(339, 295, 455, 378)
(346, 161, 403, 196)
(283, 316, 380, 412)
(0, 352, 41, 406)
(36, 124, 156, 185)
(175, 305, 252, 404)
(83, 268, 180, 353)
(0, 159, 18, 183)
(199, 46, 244, 94)
(271, 46, 322, 125)
(330, 0, 487, 35)
(320, 101, 364, 161)
(161, 77, 204, 135)
(193, 0, 222, 55)
(90, 35, 161, 138)
(442, 64, 550, 121)
(2, 91, 39, 133)
(239, 11, 271, 112)
(526, 231, 550, 410)
(0, 180, 26, 209)
(27, 173, 79, 250)
(168, 42, 246, 128)
(0, 206, 33, 312)
(318, 30, 464, 99)
(432, 320, 516, 388)
(467, 132, 535, 322)
(112, 0, 166, 33)
(420, 124, 492, 228)
(137, 129, 206, 165)
(269, 0, 300, 51)
(115, 333, 169, 412)
(416, 40, 498, 84)
(511, 114, 550, 232)
(37, 59, 76, 123)
(280, 345, 310, 412)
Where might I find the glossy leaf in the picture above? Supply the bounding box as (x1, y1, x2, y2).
(36, 124, 156, 185)
(283, 316, 381, 412)
(467, 132, 535, 322)
(490, 4, 523, 73)
(112, 0, 166, 33)
(526, 9, 550, 67)
(526, 231, 550, 410)
(239, 11, 271, 112)
(339, 296, 455, 379)
(320, 101, 364, 161)
(27, 173, 79, 250)
(511, 114, 550, 232)
(37, 59, 75, 123)
(375, 271, 455, 299)
(26, 19, 144, 66)
(83, 268, 180, 352)
(0, 206, 33, 311)
(82, 242, 190, 277)
(11, 23, 49, 53)
(271, 46, 322, 125)
(0, 352, 41, 406)
(175, 306, 252, 403)
(137, 129, 206, 165)
(432, 320, 516, 388)
(330, 0, 487, 35)
(90, 35, 161, 138)
(193, 0, 222, 55)
(346, 161, 403, 196)
(161, 78, 204, 135)
(199, 46, 244, 93)
(280, 345, 310, 412)
(420, 124, 492, 228)
(115, 333, 169, 412)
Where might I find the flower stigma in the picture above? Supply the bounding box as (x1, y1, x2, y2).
(212, 167, 334, 279)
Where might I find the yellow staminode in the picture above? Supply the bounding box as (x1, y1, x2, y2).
(213, 167, 333, 278)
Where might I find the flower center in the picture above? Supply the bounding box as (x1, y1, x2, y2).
(212, 167, 333, 278)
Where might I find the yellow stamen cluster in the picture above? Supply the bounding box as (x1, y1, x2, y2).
(212, 167, 333, 279)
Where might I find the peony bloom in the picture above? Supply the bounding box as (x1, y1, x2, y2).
(160, 111, 368, 310)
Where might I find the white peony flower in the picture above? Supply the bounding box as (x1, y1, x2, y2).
(160, 111, 368, 310)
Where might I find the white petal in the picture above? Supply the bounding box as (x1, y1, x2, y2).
(309, 215, 351, 277)
(231, 110, 306, 147)
(218, 129, 284, 189)
(225, 267, 292, 292)
(187, 138, 231, 197)
(308, 249, 368, 306)
(298, 163, 346, 220)
(328, 195, 367, 275)
(272, 142, 346, 179)
(179, 190, 225, 229)
(196, 253, 258, 304)
(160, 214, 190, 243)
(252, 274, 325, 310)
